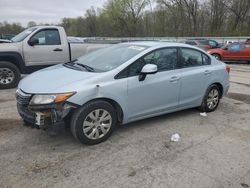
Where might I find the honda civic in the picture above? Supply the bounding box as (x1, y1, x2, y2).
(16, 42, 230, 145)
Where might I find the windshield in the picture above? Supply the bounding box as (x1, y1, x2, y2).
(11, 27, 37, 42)
(75, 44, 148, 72)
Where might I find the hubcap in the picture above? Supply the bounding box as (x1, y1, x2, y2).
(0, 68, 14, 84)
(83, 109, 112, 140)
(207, 89, 219, 109)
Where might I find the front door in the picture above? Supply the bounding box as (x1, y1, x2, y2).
(23, 29, 69, 66)
(126, 47, 181, 120)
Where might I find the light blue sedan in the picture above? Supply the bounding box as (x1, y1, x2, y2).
(16, 42, 230, 145)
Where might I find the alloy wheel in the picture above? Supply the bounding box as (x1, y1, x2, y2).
(82, 109, 112, 140)
(207, 89, 219, 110)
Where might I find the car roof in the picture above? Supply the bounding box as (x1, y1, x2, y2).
(122, 41, 196, 48)
(29, 25, 63, 30)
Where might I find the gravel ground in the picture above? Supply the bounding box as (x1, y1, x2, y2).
(0, 64, 250, 188)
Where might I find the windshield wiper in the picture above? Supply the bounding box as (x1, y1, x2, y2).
(65, 60, 77, 65)
(64, 61, 95, 72)
(75, 63, 95, 72)
(63, 60, 83, 70)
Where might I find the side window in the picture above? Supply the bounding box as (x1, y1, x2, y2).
(181, 48, 203, 67)
(32, 31, 46, 45)
(153, 48, 178, 71)
(202, 54, 211, 65)
(228, 43, 242, 51)
(129, 58, 146, 76)
(30, 29, 61, 45)
(128, 48, 178, 76)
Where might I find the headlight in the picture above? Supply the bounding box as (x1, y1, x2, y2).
(30, 92, 75, 105)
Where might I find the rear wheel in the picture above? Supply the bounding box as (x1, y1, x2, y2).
(70, 100, 117, 145)
(199, 84, 221, 112)
(0, 61, 21, 89)
(212, 54, 221, 60)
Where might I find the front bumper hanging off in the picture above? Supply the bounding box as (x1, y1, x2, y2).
(17, 102, 77, 129)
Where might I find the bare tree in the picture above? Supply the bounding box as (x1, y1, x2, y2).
(85, 7, 98, 36)
(57, 0, 250, 37)
(104, 0, 148, 36)
(223, 0, 250, 33)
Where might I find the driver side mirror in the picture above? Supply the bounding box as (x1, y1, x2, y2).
(139, 64, 158, 81)
(28, 38, 39, 46)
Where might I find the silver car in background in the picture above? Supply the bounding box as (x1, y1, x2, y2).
(16, 42, 230, 145)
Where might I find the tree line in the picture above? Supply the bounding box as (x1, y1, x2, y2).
(1, 0, 250, 37)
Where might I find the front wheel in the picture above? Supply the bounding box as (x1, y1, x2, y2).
(211, 54, 221, 60)
(0, 61, 21, 89)
(199, 84, 221, 112)
(70, 100, 117, 145)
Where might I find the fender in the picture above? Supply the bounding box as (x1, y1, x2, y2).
(0, 51, 54, 74)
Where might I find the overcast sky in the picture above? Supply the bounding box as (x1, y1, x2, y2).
(0, 0, 107, 26)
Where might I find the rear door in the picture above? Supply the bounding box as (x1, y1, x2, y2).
(179, 48, 212, 107)
(23, 28, 69, 66)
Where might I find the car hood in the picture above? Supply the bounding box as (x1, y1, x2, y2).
(18, 64, 100, 94)
(207, 48, 223, 54)
(0, 39, 12, 43)
(0, 42, 21, 52)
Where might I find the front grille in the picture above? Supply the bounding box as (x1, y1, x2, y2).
(16, 89, 32, 106)
(17, 103, 36, 124)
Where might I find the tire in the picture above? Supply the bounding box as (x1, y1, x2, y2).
(0, 61, 21, 89)
(70, 100, 117, 145)
(23, 120, 32, 127)
(212, 54, 221, 60)
(199, 84, 221, 112)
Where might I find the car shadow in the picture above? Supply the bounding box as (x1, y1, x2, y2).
(116, 108, 198, 133)
(36, 107, 199, 146)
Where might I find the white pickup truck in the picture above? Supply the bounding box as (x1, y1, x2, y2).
(0, 26, 110, 89)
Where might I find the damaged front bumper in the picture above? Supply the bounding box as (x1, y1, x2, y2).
(17, 102, 78, 129)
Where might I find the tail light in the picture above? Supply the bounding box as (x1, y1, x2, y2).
(226, 65, 230, 73)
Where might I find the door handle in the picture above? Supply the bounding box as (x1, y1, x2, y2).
(53, 48, 63, 52)
(204, 70, 211, 75)
(170, 76, 180, 82)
